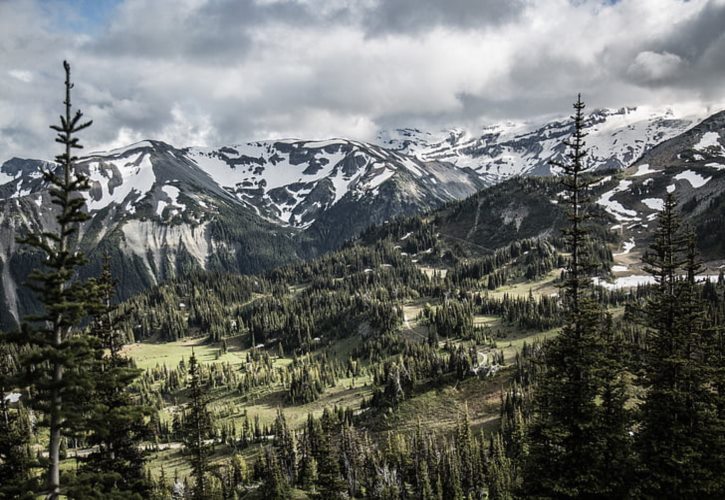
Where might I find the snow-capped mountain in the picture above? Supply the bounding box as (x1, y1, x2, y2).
(592, 110, 725, 261)
(377, 107, 702, 182)
(404, 110, 725, 284)
(186, 138, 484, 230)
(1, 105, 722, 328)
(0, 138, 484, 328)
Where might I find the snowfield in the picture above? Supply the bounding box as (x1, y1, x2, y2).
(641, 198, 664, 211)
(83, 153, 156, 211)
(674, 170, 711, 188)
(632, 164, 656, 177)
(594, 274, 722, 290)
(379, 106, 702, 182)
(694, 131, 722, 151)
(614, 238, 636, 256)
(598, 180, 639, 221)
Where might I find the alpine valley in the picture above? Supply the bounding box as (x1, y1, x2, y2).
(2, 105, 725, 329)
(9, 0, 725, 494)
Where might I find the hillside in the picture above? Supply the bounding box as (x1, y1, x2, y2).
(598, 110, 725, 261)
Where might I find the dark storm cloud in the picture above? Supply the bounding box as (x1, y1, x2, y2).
(91, 0, 315, 62)
(660, 0, 725, 61)
(664, 0, 725, 96)
(88, 0, 523, 63)
(360, 0, 525, 35)
(621, 0, 725, 85)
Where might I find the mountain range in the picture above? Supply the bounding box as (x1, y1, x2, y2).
(1, 105, 723, 329)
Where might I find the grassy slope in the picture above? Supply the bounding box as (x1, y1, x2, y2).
(125, 269, 564, 480)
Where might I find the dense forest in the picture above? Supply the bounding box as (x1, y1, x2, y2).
(1, 65, 724, 500)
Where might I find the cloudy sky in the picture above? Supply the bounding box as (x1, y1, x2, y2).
(1, 0, 725, 159)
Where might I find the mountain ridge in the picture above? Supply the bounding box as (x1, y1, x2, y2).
(1, 106, 723, 329)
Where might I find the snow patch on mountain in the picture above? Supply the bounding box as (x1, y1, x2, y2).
(99, 140, 155, 156)
(633, 164, 656, 176)
(186, 138, 483, 229)
(0, 169, 18, 186)
(84, 153, 156, 211)
(641, 198, 664, 211)
(594, 274, 721, 290)
(695, 132, 722, 151)
(598, 180, 639, 221)
(590, 175, 612, 187)
(593, 275, 655, 289)
(363, 168, 394, 191)
(189, 141, 348, 192)
(157, 185, 186, 218)
(674, 170, 711, 188)
(615, 238, 636, 256)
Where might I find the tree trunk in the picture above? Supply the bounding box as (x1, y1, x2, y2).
(47, 355, 63, 499)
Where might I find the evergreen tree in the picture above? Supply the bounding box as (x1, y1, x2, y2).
(595, 313, 634, 497)
(91, 253, 127, 359)
(524, 95, 630, 497)
(183, 350, 213, 499)
(487, 433, 514, 500)
(455, 407, 477, 494)
(272, 409, 297, 484)
(0, 398, 34, 499)
(298, 453, 318, 492)
(230, 453, 249, 490)
(416, 457, 434, 500)
(10, 60, 96, 499)
(637, 196, 725, 497)
(71, 254, 151, 498)
(0, 342, 34, 499)
(260, 447, 290, 499)
(316, 411, 348, 499)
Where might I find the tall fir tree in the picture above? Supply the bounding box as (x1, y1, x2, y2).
(260, 446, 290, 499)
(70, 254, 151, 498)
(637, 195, 725, 497)
(595, 311, 634, 497)
(11, 60, 97, 499)
(0, 342, 34, 499)
(183, 350, 213, 499)
(272, 409, 297, 485)
(315, 410, 348, 499)
(487, 433, 514, 500)
(524, 95, 631, 497)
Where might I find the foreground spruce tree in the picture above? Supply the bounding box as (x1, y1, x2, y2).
(69, 254, 151, 499)
(637, 194, 725, 497)
(524, 95, 631, 497)
(12, 60, 96, 499)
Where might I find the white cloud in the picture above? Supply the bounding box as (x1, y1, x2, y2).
(158, 105, 216, 149)
(627, 51, 685, 83)
(8, 70, 34, 83)
(0, 0, 723, 161)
